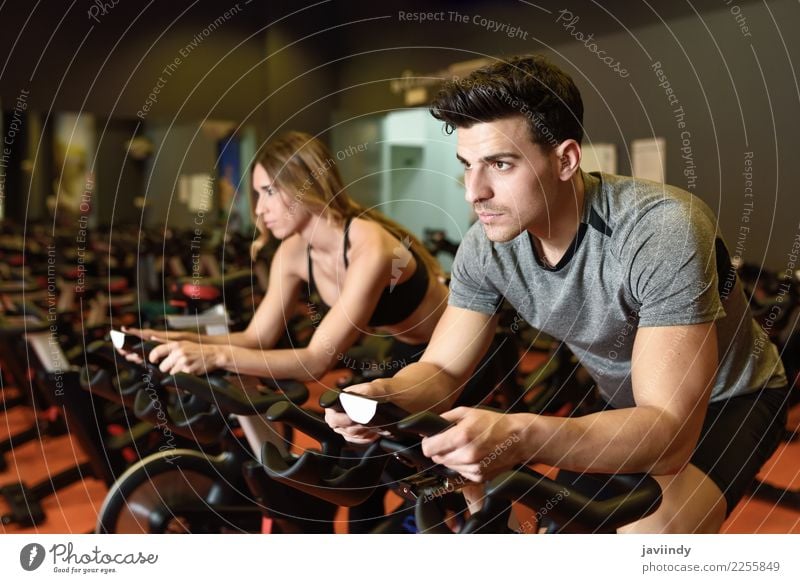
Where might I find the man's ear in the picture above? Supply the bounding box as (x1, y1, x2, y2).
(555, 139, 581, 181)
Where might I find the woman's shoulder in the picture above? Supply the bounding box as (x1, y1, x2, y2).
(273, 235, 307, 270)
(347, 217, 395, 257)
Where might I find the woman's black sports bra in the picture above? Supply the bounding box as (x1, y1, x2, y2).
(306, 218, 429, 327)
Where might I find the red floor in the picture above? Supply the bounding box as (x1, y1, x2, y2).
(721, 402, 800, 533)
(2, 372, 799, 534)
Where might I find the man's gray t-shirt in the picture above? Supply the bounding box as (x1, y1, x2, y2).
(449, 171, 786, 408)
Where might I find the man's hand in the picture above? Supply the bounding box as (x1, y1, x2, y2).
(421, 407, 528, 483)
(148, 341, 230, 375)
(324, 380, 391, 445)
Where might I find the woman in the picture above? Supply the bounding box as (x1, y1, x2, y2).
(126, 132, 449, 532)
(123, 131, 447, 385)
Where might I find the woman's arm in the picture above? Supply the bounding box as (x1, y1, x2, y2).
(125, 241, 302, 350)
(214, 229, 392, 378)
(150, 229, 394, 379)
(146, 239, 303, 374)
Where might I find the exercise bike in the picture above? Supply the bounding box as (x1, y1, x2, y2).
(95, 339, 337, 533)
(262, 390, 663, 533)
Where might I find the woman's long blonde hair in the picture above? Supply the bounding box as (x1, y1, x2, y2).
(250, 131, 442, 280)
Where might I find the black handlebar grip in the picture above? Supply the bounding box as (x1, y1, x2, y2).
(319, 389, 343, 411)
(396, 411, 453, 437)
(260, 378, 309, 405)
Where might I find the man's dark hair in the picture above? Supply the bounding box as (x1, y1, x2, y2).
(429, 55, 584, 149)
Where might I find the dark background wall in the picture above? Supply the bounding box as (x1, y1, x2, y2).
(0, 0, 268, 120)
(1, 0, 797, 270)
(322, 0, 797, 271)
(94, 118, 144, 226)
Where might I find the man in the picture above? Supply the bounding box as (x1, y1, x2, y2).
(325, 55, 788, 533)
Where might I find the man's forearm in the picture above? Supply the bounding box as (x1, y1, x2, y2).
(372, 362, 463, 413)
(515, 405, 693, 475)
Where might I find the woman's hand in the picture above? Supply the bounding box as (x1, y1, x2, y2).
(117, 326, 201, 365)
(121, 325, 199, 343)
(147, 341, 231, 375)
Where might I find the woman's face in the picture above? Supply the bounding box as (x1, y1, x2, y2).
(252, 163, 310, 239)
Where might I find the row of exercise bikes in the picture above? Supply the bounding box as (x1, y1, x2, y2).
(1, 225, 797, 533)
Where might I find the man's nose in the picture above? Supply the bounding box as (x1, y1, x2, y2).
(465, 167, 492, 205)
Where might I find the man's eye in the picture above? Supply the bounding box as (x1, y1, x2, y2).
(493, 161, 509, 170)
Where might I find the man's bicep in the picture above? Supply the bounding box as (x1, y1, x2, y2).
(421, 306, 499, 384)
(631, 322, 718, 425)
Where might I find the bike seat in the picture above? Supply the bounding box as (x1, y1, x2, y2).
(172, 270, 253, 302)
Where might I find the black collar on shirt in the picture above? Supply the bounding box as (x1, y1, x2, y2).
(529, 223, 589, 272)
(527, 171, 610, 271)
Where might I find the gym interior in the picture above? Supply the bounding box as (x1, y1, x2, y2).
(0, 0, 798, 539)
